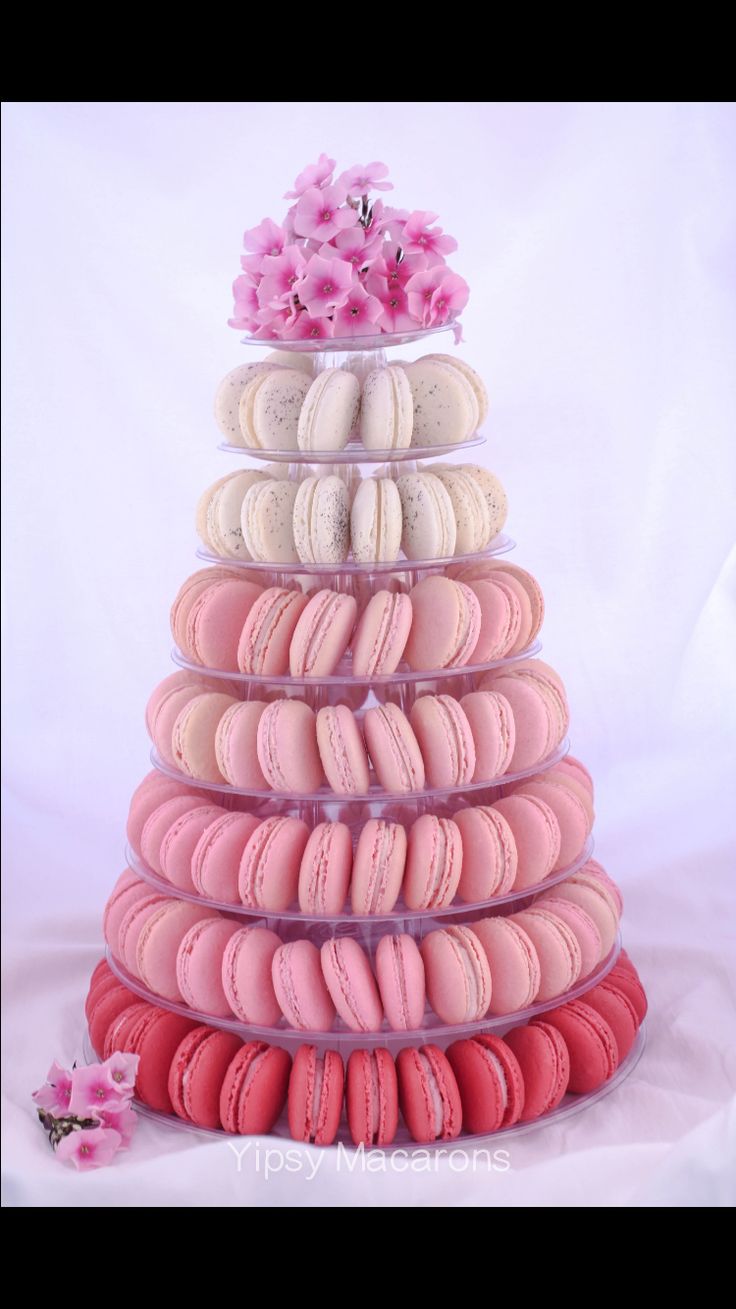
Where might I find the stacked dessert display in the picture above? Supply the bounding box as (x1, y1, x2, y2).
(84, 158, 646, 1147)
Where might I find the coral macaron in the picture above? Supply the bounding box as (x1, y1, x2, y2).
(375, 933, 426, 1031)
(447, 1034, 525, 1133)
(239, 815, 310, 911)
(221, 925, 283, 1026)
(350, 819, 407, 915)
(272, 940, 336, 1032)
(543, 1000, 619, 1093)
(396, 1045, 462, 1143)
(168, 1027, 244, 1128)
(176, 917, 240, 1017)
(288, 1045, 344, 1145)
(346, 1048, 399, 1147)
(298, 821, 353, 914)
(219, 1041, 291, 1135)
(504, 1021, 570, 1122)
(403, 814, 462, 910)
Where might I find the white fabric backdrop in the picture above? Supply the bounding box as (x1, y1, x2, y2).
(2, 101, 735, 1207)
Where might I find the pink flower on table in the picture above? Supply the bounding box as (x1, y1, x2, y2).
(332, 283, 384, 337)
(95, 1104, 138, 1148)
(56, 1126, 122, 1171)
(294, 186, 357, 242)
(401, 210, 458, 260)
(284, 153, 336, 200)
(296, 254, 354, 316)
(405, 267, 469, 326)
(242, 217, 286, 259)
(68, 1065, 129, 1118)
(257, 247, 308, 310)
(338, 161, 393, 194)
(282, 312, 335, 341)
(32, 1061, 74, 1115)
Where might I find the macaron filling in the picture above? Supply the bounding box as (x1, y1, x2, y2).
(417, 1052, 445, 1137)
(427, 819, 457, 906)
(364, 823, 397, 912)
(476, 1043, 508, 1111)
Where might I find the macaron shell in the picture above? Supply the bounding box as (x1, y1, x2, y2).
(542, 879, 618, 956)
(237, 587, 309, 675)
(185, 580, 262, 668)
(505, 1021, 570, 1121)
(543, 1000, 619, 1093)
(214, 700, 268, 789)
(288, 1046, 344, 1145)
(298, 822, 353, 914)
(176, 917, 241, 1017)
(150, 685, 208, 766)
(126, 771, 202, 849)
(583, 981, 639, 1060)
(493, 794, 561, 889)
(607, 964, 648, 1024)
(290, 590, 357, 677)
(350, 590, 412, 676)
(421, 925, 492, 1024)
(205, 470, 266, 559)
(350, 819, 407, 914)
(396, 473, 456, 560)
(160, 803, 229, 892)
(293, 475, 350, 565)
(214, 361, 279, 443)
(168, 1027, 244, 1127)
(350, 477, 403, 563)
(298, 368, 360, 451)
(375, 933, 426, 1031)
(360, 364, 413, 451)
(537, 896, 603, 975)
(454, 806, 518, 902)
(256, 699, 324, 794)
(316, 704, 371, 795)
(435, 470, 492, 554)
(140, 795, 211, 876)
(172, 692, 238, 783)
(466, 577, 522, 661)
(515, 779, 588, 870)
(403, 575, 480, 671)
(458, 465, 508, 535)
(171, 573, 243, 654)
(460, 690, 515, 781)
(239, 815, 310, 911)
(403, 814, 462, 910)
(192, 811, 262, 903)
(88, 985, 138, 1056)
(364, 703, 425, 794)
(510, 907, 582, 1002)
(447, 1034, 525, 1133)
(133, 1010, 198, 1113)
(346, 1048, 399, 1146)
(425, 355, 489, 426)
(404, 359, 476, 445)
(250, 367, 312, 450)
(272, 940, 336, 1031)
(136, 901, 217, 1002)
(103, 1001, 153, 1062)
(220, 1041, 292, 1135)
(85, 970, 121, 1023)
(472, 915, 541, 1015)
(321, 938, 383, 1033)
(241, 479, 299, 563)
(396, 1044, 462, 1143)
(222, 925, 282, 1025)
(410, 694, 476, 788)
(103, 876, 153, 955)
(117, 894, 170, 975)
(484, 675, 553, 771)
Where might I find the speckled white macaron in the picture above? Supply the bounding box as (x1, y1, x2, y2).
(214, 363, 280, 445)
(297, 369, 361, 452)
(404, 358, 478, 446)
(293, 476, 350, 565)
(396, 473, 457, 560)
(197, 470, 267, 559)
(434, 469, 492, 554)
(359, 365, 413, 451)
(350, 477, 403, 563)
(239, 368, 311, 450)
(425, 355, 489, 427)
(241, 479, 299, 562)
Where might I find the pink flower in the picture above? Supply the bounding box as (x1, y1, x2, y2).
(56, 1126, 122, 1171)
(372, 281, 417, 333)
(282, 312, 335, 341)
(332, 283, 384, 337)
(428, 271, 469, 324)
(243, 217, 286, 259)
(367, 251, 428, 295)
(250, 310, 293, 339)
(68, 1065, 129, 1118)
(104, 1051, 139, 1096)
(296, 254, 355, 316)
(95, 1104, 138, 1148)
(401, 210, 458, 260)
(318, 228, 382, 274)
(379, 205, 410, 243)
(338, 162, 393, 194)
(405, 267, 469, 326)
(294, 186, 357, 242)
(284, 153, 336, 200)
(240, 253, 265, 280)
(257, 247, 308, 310)
(32, 1061, 74, 1115)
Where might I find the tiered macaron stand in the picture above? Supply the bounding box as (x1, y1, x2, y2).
(97, 326, 645, 1146)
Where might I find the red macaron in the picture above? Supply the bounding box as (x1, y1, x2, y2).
(504, 1021, 570, 1121)
(288, 1045, 344, 1145)
(168, 1027, 243, 1129)
(396, 1044, 462, 1143)
(219, 1041, 291, 1135)
(88, 984, 141, 1057)
(543, 999, 619, 1093)
(607, 963, 648, 1024)
(346, 1048, 399, 1147)
(583, 981, 639, 1061)
(446, 1034, 525, 1134)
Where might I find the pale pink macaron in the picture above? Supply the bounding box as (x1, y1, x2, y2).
(363, 702, 426, 794)
(510, 907, 582, 1002)
(513, 778, 588, 870)
(481, 673, 555, 772)
(176, 917, 241, 1017)
(472, 915, 541, 1015)
(126, 770, 203, 852)
(140, 795, 212, 876)
(486, 562, 545, 645)
(237, 587, 309, 675)
(103, 874, 153, 955)
(172, 692, 239, 783)
(582, 858, 624, 915)
(136, 901, 218, 1002)
(535, 896, 602, 976)
(483, 568, 535, 654)
(239, 815, 310, 911)
(403, 576, 481, 671)
(375, 934, 426, 1031)
(257, 699, 324, 794)
(460, 690, 516, 781)
(527, 762, 595, 830)
(272, 940, 336, 1031)
(552, 754, 594, 800)
(169, 567, 242, 652)
(222, 925, 283, 1025)
(465, 577, 522, 661)
(215, 700, 269, 789)
(316, 705, 371, 795)
(409, 694, 476, 789)
(298, 822, 353, 914)
(321, 938, 383, 1033)
(145, 670, 238, 738)
(289, 589, 357, 676)
(403, 814, 462, 910)
(351, 591, 412, 677)
(117, 893, 170, 975)
(421, 925, 492, 1024)
(149, 682, 212, 767)
(540, 865, 620, 955)
(191, 811, 262, 903)
(492, 794, 561, 889)
(454, 806, 518, 902)
(495, 658, 569, 751)
(160, 803, 229, 892)
(350, 819, 407, 914)
(186, 578, 264, 669)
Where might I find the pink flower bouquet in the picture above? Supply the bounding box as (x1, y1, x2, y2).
(33, 1053, 139, 1170)
(229, 156, 469, 341)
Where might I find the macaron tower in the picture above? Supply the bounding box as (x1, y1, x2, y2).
(85, 157, 646, 1148)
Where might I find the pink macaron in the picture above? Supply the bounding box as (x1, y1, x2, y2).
(145, 670, 224, 741)
(583, 981, 639, 1062)
(492, 793, 561, 889)
(172, 691, 239, 783)
(298, 822, 353, 914)
(536, 896, 602, 976)
(421, 925, 492, 1024)
(481, 674, 553, 771)
(222, 925, 283, 1025)
(136, 901, 218, 1002)
(460, 690, 515, 781)
(472, 915, 541, 1015)
(140, 795, 212, 876)
(350, 819, 407, 914)
(176, 917, 241, 1017)
(396, 1045, 462, 1143)
(364, 703, 426, 794)
(149, 682, 210, 767)
(316, 705, 371, 795)
(191, 811, 262, 903)
(170, 568, 242, 652)
(375, 933, 426, 1031)
(410, 694, 476, 789)
(289, 589, 357, 676)
(287, 1045, 344, 1146)
(514, 777, 588, 870)
(220, 1041, 291, 1135)
(257, 699, 324, 794)
(403, 575, 481, 671)
(582, 858, 624, 914)
(540, 869, 620, 956)
(159, 802, 229, 892)
(103, 873, 154, 956)
(483, 569, 535, 655)
(237, 586, 309, 675)
(126, 770, 202, 852)
(214, 700, 269, 789)
(239, 815, 310, 911)
(454, 806, 518, 902)
(320, 938, 383, 1033)
(186, 578, 264, 669)
(510, 906, 582, 1002)
(351, 590, 412, 677)
(403, 814, 462, 910)
(346, 1048, 399, 1147)
(117, 893, 170, 975)
(465, 576, 522, 661)
(272, 940, 336, 1031)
